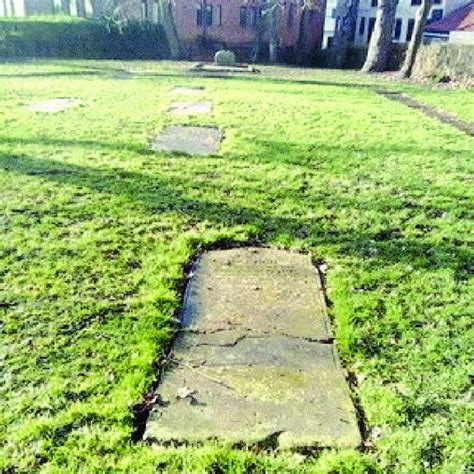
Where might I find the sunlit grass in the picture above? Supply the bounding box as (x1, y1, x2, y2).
(0, 60, 472, 473)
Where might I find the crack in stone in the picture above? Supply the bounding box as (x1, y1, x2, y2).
(180, 325, 334, 346)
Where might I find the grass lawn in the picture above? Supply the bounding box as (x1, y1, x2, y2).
(0, 60, 472, 473)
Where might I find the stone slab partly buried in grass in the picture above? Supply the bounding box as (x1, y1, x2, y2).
(169, 101, 212, 116)
(145, 248, 361, 449)
(27, 98, 81, 113)
(171, 86, 205, 96)
(150, 125, 222, 155)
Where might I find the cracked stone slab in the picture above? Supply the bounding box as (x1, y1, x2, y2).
(150, 126, 222, 155)
(145, 248, 361, 449)
(171, 86, 205, 96)
(27, 98, 82, 113)
(169, 101, 212, 116)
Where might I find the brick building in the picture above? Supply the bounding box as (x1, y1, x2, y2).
(163, 0, 325, 60)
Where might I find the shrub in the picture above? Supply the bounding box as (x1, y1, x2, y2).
(214, 50, 236, 66)
(413, 43, 474, 80)
(0, 16, 170, 59)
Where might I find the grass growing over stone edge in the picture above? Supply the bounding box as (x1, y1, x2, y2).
(0, 60, 472, 473)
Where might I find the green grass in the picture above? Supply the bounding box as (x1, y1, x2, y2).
(405, 87, 474, 123)
(0, 60, 472, 473)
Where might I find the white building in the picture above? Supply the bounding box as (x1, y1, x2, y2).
(424, 1, 474, 44)
(322, 0, 338, 47)
(322, 0, 469, 47)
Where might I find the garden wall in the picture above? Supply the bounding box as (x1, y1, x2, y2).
(0, 16, 170, 59)
(412, 43, 474, 80)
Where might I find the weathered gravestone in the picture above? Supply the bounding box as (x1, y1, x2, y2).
(169, 101, 212, 116)
(27, 98, 81, 113)
(150, 126, 222, 155)
(171, 86, 205, 96)
(145, 248, 361, 449)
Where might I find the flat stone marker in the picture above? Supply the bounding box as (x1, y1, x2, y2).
(150, 126, 222, 155)
(171, 86, 205, 96)
(111, 70, 132, 80)
(145, 248, 361, 449)
(169, 101, 212, 116)
(27, 98, 81, 113)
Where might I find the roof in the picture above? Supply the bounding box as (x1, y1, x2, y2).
(425, 1, 474, 33)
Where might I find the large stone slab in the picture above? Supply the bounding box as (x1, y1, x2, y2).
(169, 101, 212, 116)
(145, 248, 361, 449)
(171, 86, 205, 96)
(150, 126, 222, 155)
(27, 98, 81, 113)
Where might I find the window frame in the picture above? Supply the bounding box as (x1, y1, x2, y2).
(431, 8, 443, 21)
(368, 17, 376, 42)
(359, 16, 366, 36)
(240, 5, 247, 27)
(393, 18, 402, 40)
(406, 18, 415, 41)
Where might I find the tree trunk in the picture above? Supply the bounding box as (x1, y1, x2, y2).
(400, 0, 432, 78)
(268, 3, 279, 64)
(158, 0, 181, 59)
(362, 0, 398, 72)
(296, 7, 312, 64)
(328, 0, 359, 68)
(251, 7, 264, 63)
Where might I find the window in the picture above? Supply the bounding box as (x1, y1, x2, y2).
(393, 18, 402, 39)
(431, 8, 443, 21)
(327, 36, 333, 48)
(411, 0, 421, 5)
(432, 0, 442, 4)
(206, 4, 213, 26)
(359, 17, 366, 36)
(406, 18, 415, 41)
(287, 2, 295, 27)
(215, 5, 222, 26)
(331, 8, 336, 19)
(197, 3, 215, 27)
(240, 5, 260, 28)
(197, 5, 203, 26)
(141, 0, 148, 21)
(371, 0, 377, 7)
(368, 17, 376, 42)
(240, 6, 247, 27)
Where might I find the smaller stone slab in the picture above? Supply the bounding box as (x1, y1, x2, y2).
(27, 98, 81, 113)
(145, 248, 361, 449)
(191, 62, 259, 75)
(169, 101, 212, 116)
(110, 70, 132, 80)
(171, 86, 205, 96)
(150, 126, 222, 155)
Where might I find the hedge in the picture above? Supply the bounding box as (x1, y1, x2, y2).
(0, 16, 170, 59)
(413, 43, 474, 80)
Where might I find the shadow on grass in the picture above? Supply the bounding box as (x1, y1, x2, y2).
(0, 71, 105, 78)
(0, 61, 381, 90)
(1, 152, 471, 281)
(0, 135, 152, 155)
(0, 135, 465, 172)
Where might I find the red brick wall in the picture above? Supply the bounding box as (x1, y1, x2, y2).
(123, 0, 325, 58)
(173, 0, 256, 46)
(171, 0, 324, 50)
